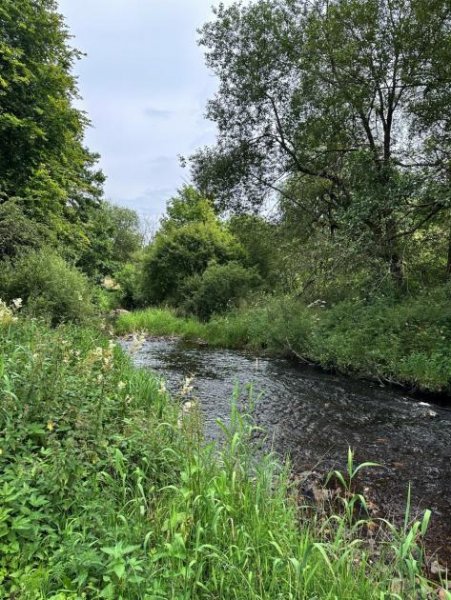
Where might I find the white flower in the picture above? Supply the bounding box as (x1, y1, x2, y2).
(12, 298, 23, 309)
(117, 381, 126, 391)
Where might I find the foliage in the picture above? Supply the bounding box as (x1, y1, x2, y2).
(0, 201, 53, 259)
(0, 318, 437, 598)
(228, 214, 281, 285)
(76, 202, 143, 279)
(0, 0, 104, 260)
(115, 260, 145, 309)
(0, 249, 96, 324)
(190, 0, 451, 282)
(160, 185, 218, 232)
(143, 196, 244, 304)
(182, 261, 262, 320)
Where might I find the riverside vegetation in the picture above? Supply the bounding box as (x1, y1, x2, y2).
(0, 306, 444, 598)
(1, 0, 451, 597)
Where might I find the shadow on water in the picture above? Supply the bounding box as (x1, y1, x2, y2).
(123, 337, 451, 565)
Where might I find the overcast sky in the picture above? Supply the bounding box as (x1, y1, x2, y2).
(58, 0, 234, 220)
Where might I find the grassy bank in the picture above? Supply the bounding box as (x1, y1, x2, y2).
(0, 314, 443, 597)
(116, 286, 451, 394)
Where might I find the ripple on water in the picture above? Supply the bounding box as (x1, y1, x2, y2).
(122, 337, 451, 565)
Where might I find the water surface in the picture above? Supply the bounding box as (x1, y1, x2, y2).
(123, 337, 451, 563)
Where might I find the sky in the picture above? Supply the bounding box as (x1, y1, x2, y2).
(58, 0, 235, 221)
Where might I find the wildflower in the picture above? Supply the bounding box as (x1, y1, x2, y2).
(0, 299, 17, 326)
(130, 331, 145, 354)
(12, 298, 23, 309)
(87, 347, 103, 364)
(47, 421, 55, 432)
(117, 381, 126, 391)
(180, 376, 194, 397)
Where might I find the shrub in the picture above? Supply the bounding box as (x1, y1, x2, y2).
(141, 222, 245, 305)
(182, 261, 262, 320)
(115, 261, 145, 309)
(0, 201, 52, 259)
(0, 249, 96, 324)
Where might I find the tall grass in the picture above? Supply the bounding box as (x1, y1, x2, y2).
(0, 315, 442, 598)
(116, 285, 451, 392)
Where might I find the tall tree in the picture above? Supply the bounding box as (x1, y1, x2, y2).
(0, 0, 104, 250)
(190, 0, 451, 281)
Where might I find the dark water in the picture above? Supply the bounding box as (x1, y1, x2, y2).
(123, 337, 451, 564)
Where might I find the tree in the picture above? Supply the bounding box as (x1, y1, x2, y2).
(0, 0, 104, 253)
(141, 188, 245, 305)
(228, 214, 280, 284)
(190, 0, 451, 282)
(142, 221, 244, 305)
(76, 203, 143, 278)
(160, 185, 217, 231)
(182, 261, 262, 320)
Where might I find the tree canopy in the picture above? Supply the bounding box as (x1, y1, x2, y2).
(0, 0, 104, 252)
(190, 0, 451, 282)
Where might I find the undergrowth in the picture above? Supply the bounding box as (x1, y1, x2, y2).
(0, 313, 443, 598)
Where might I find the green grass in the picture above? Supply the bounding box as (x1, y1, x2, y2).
(116, 286, 451, 393)
(116, 307, 206, 340)
(0, 315, 442, 598)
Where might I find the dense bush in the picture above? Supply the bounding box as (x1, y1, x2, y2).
(141, 222, 245, 305)
(115, 261, 145, 309)
(182, 261, 262, 320)
(0, 201, 53, 259)
(0, 249, 96, 324)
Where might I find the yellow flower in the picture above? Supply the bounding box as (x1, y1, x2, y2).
(47, 421, 55, 432)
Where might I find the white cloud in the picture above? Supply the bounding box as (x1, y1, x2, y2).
(57, 0, 241, 217)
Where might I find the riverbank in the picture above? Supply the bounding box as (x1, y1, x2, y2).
(116, 289, 451, 395)
(0, 315, 443, 598)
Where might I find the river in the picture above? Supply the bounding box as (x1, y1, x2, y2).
(123, 336, 451, 566)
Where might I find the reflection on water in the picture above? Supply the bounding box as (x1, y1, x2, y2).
(123, 337, 451, 562)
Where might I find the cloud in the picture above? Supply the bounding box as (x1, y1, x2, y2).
(58, 0, 246, 218)
(117, 187, 175, 220)
(144, 107, 173, 120)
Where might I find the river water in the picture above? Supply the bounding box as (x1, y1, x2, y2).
(123, 336, 451, 564)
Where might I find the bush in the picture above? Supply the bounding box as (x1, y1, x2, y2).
(0, 201, 52, 259)
(182, 261, 262, 320)
(115, 261, 144, 309)
(0, 249, 96, 324)
(142, 222, 245, 305)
